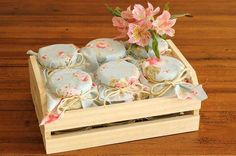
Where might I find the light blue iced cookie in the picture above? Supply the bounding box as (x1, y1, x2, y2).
(80, 38, 126, 63)
(96, 60, 140, 103)
(96, 60, 140, 87)
(141, 56, 185, 82)
(37, 44, 80, 69)
(79, 38, 127, 72)
(47, 68, 92, 98)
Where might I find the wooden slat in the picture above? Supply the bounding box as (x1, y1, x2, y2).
(46, 115, 199, 154)
(44, 98, 201, 132)
(28, 57, 46, 120)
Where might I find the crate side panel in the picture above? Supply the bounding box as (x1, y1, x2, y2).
(45, 115, 200, 154)
(167, 40, 199, 85)
(29, 57, 50, 148)
(45, 98, 201, 131)
(29, 57, 45, 121)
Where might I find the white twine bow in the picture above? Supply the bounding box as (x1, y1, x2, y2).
(151, 68, 189, 96)
(40, 89, 98, 125)
(102, 83, 150, 106)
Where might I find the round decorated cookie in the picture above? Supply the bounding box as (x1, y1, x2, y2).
(141, 56, 185, 83)
(96, 60, 140, 87)
(80, 38, 126, 63)
(47, 68, 92, 98)
(37, 44, 79, 69)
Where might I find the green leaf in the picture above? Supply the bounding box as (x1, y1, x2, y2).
(160, 34, 167, 40)
(106, 4, 113, 12)
(115, 7, 122, 12)
(171, 13, 193, 19)
(105, 4, 121, 17)
(164, 2, 170, 11)
(151, 31, 160, 59)
(145, 45, 150, 52)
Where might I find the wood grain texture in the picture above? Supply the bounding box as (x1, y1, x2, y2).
(0, 0, 235, 155)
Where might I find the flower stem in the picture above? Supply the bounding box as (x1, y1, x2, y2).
(150, 30, 160, 59)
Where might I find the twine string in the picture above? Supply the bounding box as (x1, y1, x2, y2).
(151, 68, 189, 96)
(56, 89, 99, 114)
(102, 82, 150, 106)
(27, 50, 38, 56)
(40, 89, 98, 125)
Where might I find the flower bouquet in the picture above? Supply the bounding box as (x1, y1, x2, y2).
(108, 2, 192, 58)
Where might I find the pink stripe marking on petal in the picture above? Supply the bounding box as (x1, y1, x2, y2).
(58, 51, 65, 57)
(42, 55, 48, 60)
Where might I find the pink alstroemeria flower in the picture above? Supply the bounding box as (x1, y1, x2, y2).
(146, 2, 160, 17)
(127, 20, 152, 47)
(112, 16, 128, 39)
(121, 6, 135, 22)
(153, 10, 176, 37)
(132, 3, 160, 21)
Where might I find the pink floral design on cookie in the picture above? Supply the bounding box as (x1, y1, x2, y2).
(81, 75, 89, 82)
(41, 55, 48, 60)
(184, 90, 198, 100)
(115, 82, 124, 88)
(73, 72, 80, 78)
(92, 82, 97, 87)
(58, 51, 65, 57)
(96, 41, 109, 48)
(128, 78, 138, 85)
(67, 89, 77, 97)
(58, 83, 79, 97)
(146, 57, 159, 65)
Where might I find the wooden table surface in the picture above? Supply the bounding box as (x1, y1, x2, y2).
(0, 0, 235, 155)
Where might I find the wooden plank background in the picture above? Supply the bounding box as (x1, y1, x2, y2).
(0, 0, 235, 155)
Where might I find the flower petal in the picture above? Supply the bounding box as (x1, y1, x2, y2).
(112, 16, 127, 28)
(147, 2, 160, 16)
(158, 10, 171, 21)
(121, 6, 133, 20)
(132, 4, 146, 20)
(165, 28, 175, 37)
(167, 19, 177, 27)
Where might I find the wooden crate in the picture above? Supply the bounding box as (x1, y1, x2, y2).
(28, 40, 201, 154)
